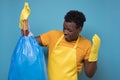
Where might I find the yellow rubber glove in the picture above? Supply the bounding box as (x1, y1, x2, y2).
(88, 34, 101, 62)
(19, 2, 30, 30)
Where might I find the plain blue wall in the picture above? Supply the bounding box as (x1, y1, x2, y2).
(0, 0, 120, 80)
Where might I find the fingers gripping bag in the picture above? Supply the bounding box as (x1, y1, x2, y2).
(8, 2, 48, 80)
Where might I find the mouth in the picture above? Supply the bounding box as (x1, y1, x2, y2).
(64, 34, 68, 39)
(64, 35, 71, 42)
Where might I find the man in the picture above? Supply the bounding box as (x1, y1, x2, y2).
(20, 4, 100, 80)
(35, 10, 100, 80)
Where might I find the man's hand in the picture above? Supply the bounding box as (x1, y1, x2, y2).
(88, 34, 101, 62)
(19, 2, 30, 30)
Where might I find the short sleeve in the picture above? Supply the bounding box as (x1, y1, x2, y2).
(40, 32, 51, 46)
(84, 40, 92, 60)
(84, 46, 92, 60)
(40, 30, 62, 46)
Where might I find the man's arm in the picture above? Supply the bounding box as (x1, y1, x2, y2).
(21, 19, 43, 46)
(84, 34, 100, 78)
(21, 20, 29, 36)
(35, 36, 44, 46)
(84, 60, 97, 78)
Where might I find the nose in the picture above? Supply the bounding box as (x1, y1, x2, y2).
(64, 30, 68, 35)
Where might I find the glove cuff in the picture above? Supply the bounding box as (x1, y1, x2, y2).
(88, 52, 98, 62)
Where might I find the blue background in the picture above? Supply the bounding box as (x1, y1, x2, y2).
(0, 0, 120, 80)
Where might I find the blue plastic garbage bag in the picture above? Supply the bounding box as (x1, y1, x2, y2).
(8, 36, 48, 80)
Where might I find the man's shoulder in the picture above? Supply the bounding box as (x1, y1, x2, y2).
(78, 35, 92, 46)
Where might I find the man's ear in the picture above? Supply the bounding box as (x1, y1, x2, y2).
(78, 26, 82, 32)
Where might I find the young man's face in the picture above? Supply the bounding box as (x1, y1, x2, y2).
(63, 21, 82, 42)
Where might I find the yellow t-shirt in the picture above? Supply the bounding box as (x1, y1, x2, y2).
(40, 30, 92, 73)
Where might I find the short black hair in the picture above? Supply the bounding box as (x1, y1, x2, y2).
(64, 10, 86, 28)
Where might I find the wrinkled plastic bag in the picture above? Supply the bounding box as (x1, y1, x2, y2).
(8, 36, 48, 80)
